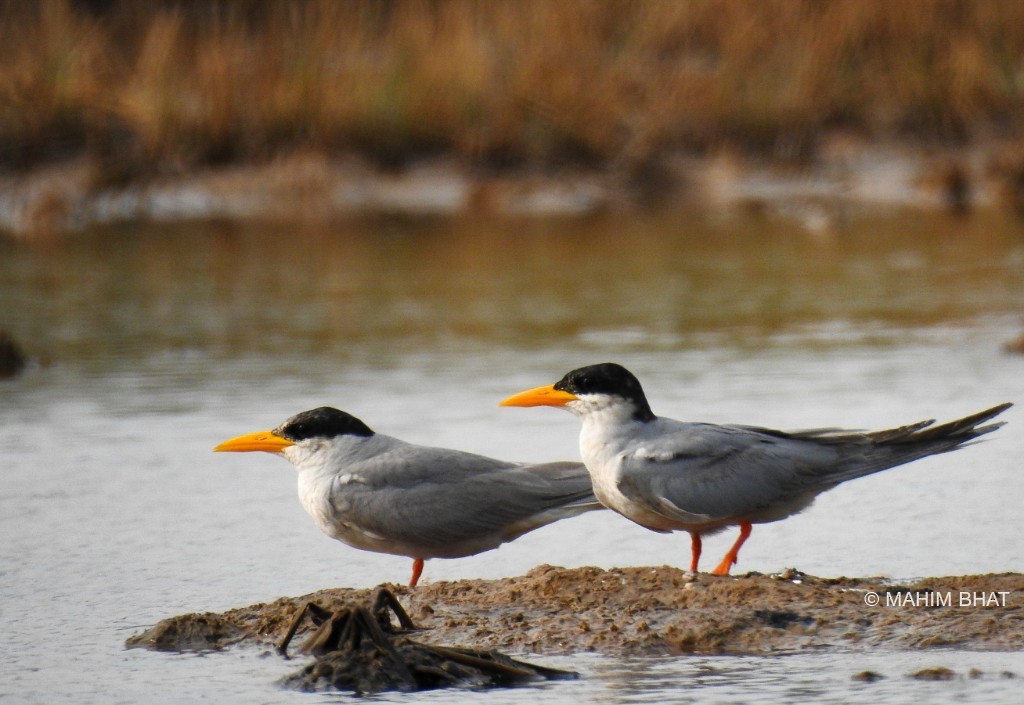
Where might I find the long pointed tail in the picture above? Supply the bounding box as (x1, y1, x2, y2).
(821, 402, 1012, 484)
(865, 402, 1011, 445)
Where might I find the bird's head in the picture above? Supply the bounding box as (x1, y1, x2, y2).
(214, 407, 375, 465)
(500, 362, 655, 422)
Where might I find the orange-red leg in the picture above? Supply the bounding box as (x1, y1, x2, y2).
(409, 558, 424, 587)
(711, 522, 752, 576)
(688, 531, 702, 572)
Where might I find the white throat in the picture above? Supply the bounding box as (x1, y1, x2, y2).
(565, 393, 639, 422)
(570, 394, 646, 465)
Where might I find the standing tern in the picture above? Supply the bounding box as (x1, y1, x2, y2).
(215, 406, 602, 586)
(501, 362, 1011, 575)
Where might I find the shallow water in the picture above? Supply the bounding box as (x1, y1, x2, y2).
(2, 209, 1023, 703)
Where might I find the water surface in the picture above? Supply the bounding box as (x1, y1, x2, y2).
(2, 209, 1023, 703)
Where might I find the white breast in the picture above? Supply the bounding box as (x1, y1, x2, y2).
(578, 414, 639, 515)
(578, 413, 703, 532)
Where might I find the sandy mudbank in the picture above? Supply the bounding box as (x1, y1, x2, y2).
(128, 565, 1023, 656)
(6, 141, 1024, 238)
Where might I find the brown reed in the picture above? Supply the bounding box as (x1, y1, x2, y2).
(1, 0, 1023, 177)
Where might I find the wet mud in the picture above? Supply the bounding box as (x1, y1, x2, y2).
(128, 565, 1024, 656)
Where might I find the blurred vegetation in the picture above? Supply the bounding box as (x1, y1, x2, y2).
(2, 0, 1024, 179)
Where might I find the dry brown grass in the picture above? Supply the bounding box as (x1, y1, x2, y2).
(2, 0, 1024, 177)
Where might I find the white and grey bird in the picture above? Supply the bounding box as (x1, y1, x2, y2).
(215, 406, 602, 586)
(501, 362, 1011, 575)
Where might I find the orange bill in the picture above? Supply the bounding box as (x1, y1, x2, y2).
(499, 384, 578, 408)
(214, 430, 294, 453)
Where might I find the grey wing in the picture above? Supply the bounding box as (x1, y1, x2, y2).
(617, 424, 841, 523)
(619, 404, 1011, 525)
(335, 448, 596, 555)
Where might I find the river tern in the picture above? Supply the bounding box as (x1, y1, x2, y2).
(501, 362, 1011, 575)
(214, 406, 601, 586)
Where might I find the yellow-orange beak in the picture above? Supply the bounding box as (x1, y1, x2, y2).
(499, 384, 578, 408)
(214, 430, 295, 453)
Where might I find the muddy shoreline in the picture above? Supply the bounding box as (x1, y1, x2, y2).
(6, 139, 1024, 239)
(128, 565, 1024, 656)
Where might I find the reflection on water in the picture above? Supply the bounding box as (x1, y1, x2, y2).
(3, 209, 1023, 371)
(588, 652, 1024, 705)
(1, 208, 1023, 704)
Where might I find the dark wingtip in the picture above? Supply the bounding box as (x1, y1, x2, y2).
(898, 402, 1012, 444)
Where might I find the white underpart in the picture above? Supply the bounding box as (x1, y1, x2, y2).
(565, 395, 657, 523)
(564, 393, 712, 531)
(284, 435, 385, 551)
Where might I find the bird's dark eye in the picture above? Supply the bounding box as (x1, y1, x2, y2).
(558, 363, 629, 395)
(556, 363, 655, 421)
(277, 407, 374, 441)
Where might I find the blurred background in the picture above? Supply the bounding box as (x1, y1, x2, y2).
(2, 2, 1023, 703)
(5, 0, 1024, 232)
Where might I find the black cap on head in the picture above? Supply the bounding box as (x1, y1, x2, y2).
(554, 363, 655, 422)
(275, 407, 375, 441)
